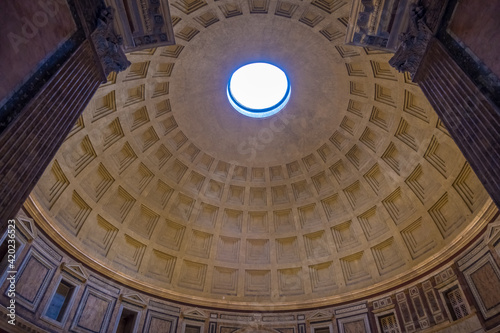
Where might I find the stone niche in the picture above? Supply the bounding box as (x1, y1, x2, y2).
(345, 0, 411, 51)
(104, 0, 175, 51)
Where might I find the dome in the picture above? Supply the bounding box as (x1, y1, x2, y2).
(28, 0, 493, 312)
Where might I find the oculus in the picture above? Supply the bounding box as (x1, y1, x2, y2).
(227, 62, 291, 118)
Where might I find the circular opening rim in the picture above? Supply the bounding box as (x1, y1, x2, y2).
(227, 62, 291, 118)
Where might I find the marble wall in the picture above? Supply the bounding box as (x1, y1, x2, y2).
(1, 210, 499, 333)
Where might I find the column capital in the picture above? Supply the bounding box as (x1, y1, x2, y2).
(90, 7, 131, 77)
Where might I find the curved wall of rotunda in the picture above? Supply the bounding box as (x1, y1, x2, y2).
(3, 209, 500, 333)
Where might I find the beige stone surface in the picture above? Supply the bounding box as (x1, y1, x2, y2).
(28, 0, 495, 310)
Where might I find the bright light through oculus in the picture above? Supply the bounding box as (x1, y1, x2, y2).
(227, 62, 291, 118)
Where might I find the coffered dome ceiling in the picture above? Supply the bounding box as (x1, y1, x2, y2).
(28, 0, 495, 311)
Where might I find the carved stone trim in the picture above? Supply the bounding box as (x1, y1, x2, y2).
(120, 293, 148, 308)
(14, 216, 36, 243)
(389, 1, 433, 80)
(61, 262, 88, 282)
(91, 7, 131, 76)
(183, 308, 207, 319)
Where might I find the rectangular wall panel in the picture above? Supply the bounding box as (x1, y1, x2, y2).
(464, 253, 500, 319)
(9, 249, 56, 311)
(70, 286, 116, 333)
(143, 310, 178, 333)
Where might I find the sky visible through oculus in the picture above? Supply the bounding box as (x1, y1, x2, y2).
(228, 63, 289, 112)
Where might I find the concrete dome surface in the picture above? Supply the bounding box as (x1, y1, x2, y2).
(28, 0, 494, 311)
